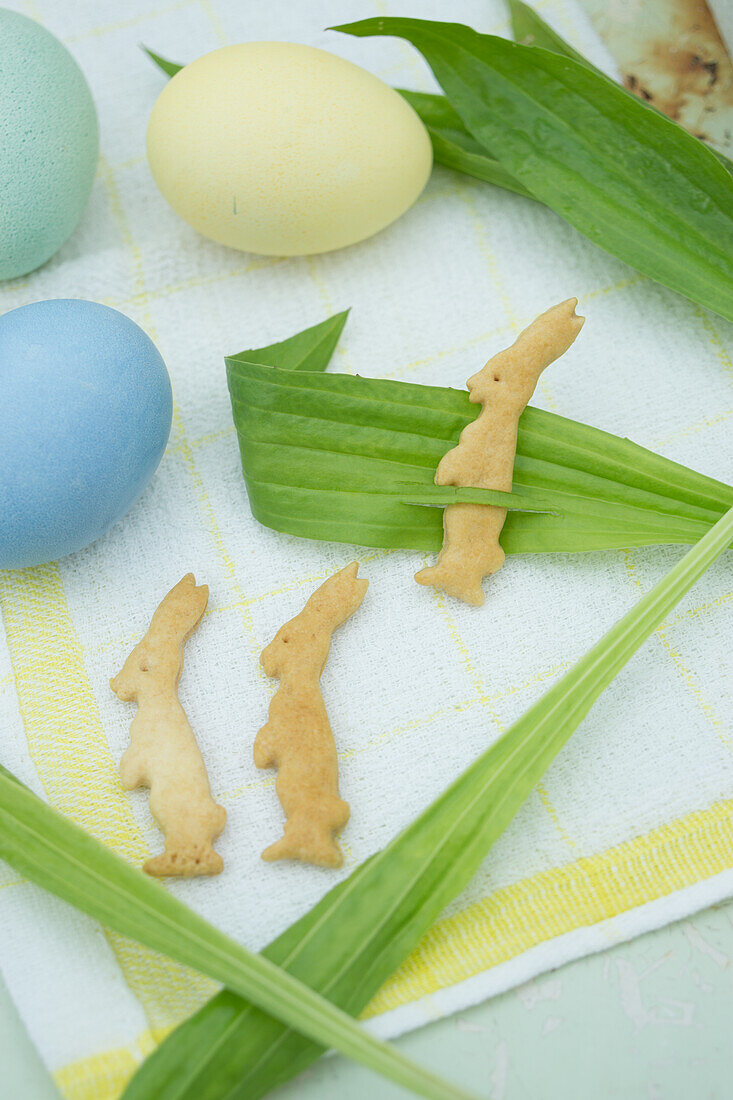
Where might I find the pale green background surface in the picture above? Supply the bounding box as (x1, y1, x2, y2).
(3, 899, 732, 1099)
(2, 0, 732, 1096)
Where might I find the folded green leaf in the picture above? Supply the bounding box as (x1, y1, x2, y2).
(398, 483, 558, 512)
(0, 768, 476, 1100)
(335, 17, 733, 323)
(227, 314, 732, 556)
(123, 504, 733, 1100)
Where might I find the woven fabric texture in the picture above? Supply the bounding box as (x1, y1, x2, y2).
(0, 1, 731, 1098)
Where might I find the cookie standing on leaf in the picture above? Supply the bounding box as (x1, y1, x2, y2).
(416, 299, 585, 605)
(111, 573, 226, 877)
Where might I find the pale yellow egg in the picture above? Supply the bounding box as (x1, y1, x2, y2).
(146, 42, 433, 256)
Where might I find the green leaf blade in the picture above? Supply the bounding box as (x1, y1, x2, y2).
(398, 89, 535, 198)
(399, 483, 559, 513)
(227, 310, 350, 373)
(507, 0, 733, 184)
(335, 18, 733, 322)
(0, 776, 476, 1100)
(227, 317, 732, 556)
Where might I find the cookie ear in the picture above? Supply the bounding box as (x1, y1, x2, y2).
(260, 634, 282, 678)
(188, 580, 209, 626)
(150, 575, 209, 639)
(340, 564, 368, 619)
(314, 562, 368, 624)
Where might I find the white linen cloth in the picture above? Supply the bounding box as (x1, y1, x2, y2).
(0, 1, 731, 1097)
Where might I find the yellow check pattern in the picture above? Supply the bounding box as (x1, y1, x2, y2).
(1, 548, 732, 1100)
(1, 2, 732, 1099)
(50, 799, 733, 1100)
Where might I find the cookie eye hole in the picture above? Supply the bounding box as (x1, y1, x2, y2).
(282, 637, 289, 644)
(139, 660, 151, 672)
(493, 374, 501, 382)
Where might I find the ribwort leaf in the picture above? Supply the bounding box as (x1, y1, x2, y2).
(226, 313, 732, 555)
(336, 16, 733, 322)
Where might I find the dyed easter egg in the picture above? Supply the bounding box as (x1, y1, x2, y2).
(0, 300, 172, 568)
(0, 9, 99, 280)
(147, 42, 432, 256)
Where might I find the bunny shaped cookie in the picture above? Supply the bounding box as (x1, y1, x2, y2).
(255, 562, 368, 867)
(111, 574, 226, 876)
(416, 299, 584, 605)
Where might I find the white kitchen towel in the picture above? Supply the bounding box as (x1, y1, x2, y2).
(0, 1, 731, 1098)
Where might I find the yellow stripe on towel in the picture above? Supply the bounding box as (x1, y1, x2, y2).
(51, 799, 733, 1100)
(53, 1026, 170, 1100)
(0, 564, 216, 1034)
(366, 799, 733, 1016)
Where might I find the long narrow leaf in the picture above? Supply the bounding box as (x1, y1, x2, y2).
(227, 316, 733, 555)
(512, 0, 723, 182)
(508, 0, 733, 181)
(398, 89, 534, 198)
(335, 18, 733, 322)
(123, 506, 733, 1100)
(0, 774, 477, 1100)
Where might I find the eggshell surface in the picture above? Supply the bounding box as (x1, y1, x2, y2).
(0, 300, 172, 569)
(0, 9, 98, 280)
(147, 42, 433, 256)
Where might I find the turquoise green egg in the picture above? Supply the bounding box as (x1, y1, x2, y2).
(0, 9, 99, 280)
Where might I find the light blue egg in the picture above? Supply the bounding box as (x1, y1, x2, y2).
(0, 9, 99, 280)
(0, 300, 173, 568)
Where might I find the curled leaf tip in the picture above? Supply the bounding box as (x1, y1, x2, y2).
(142, 45, 184, 78)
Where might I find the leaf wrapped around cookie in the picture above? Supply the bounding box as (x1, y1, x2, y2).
(226, 312, 733, 558)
